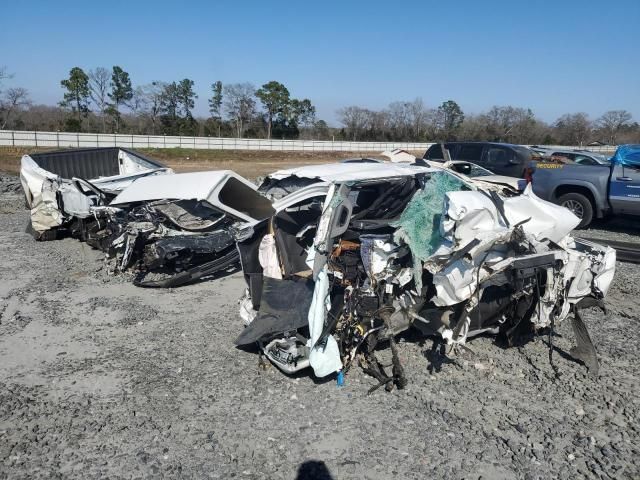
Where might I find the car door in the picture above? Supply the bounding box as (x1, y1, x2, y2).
(609, 153, 640, 215)
(424, 143, 457, 162)
(484, 146, 518, 176)
(424, 144, 444, 161)
(454, 144, 484, 166)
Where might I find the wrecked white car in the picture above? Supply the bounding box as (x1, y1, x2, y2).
(235, 162, 615, 391)
(20, 147, 172, 240)
(20, 148, 275, 287)
(89, 171, 274, 287)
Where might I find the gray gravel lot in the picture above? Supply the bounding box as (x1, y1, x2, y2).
(581, 217, 640, 244)
(0, 173, 639, 479)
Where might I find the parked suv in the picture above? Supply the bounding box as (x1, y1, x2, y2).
(423, 142, 534, 177)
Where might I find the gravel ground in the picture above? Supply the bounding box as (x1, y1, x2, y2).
(1, 173, 639, 479)
(581, 217, 640, 244)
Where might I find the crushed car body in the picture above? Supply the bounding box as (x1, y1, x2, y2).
(89, 170, 275, 287)
(20, 147, 172, 240)
(19, 148, 276, 287)
(235, 162, 615, 390)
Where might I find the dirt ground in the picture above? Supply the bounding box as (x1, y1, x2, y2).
(1, 172, 639, 479)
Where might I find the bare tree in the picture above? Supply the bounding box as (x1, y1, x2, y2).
(481, 106, 537, 143)
(337, 106, 370, 141)
(88, 67, 111, 133)
(385, 102, 411, 140)
(408, 98, 428, 139)
(136, 82, 167, 135)
(0, 66, 12, 93)
(126, 86, 152, 134)
(1, 87, 31, 129)
(554, 113, 591, 146)
(11, 104, 66, 131)
(224, 83, 256, 138)
(596, 110, 632, 145)
(458, 114, 490, 141)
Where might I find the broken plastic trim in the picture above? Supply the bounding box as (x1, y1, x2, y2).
(133, 248, 240, 288)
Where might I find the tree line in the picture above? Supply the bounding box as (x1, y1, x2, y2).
(337, 101, 639, 146)
(0, 65, 317, 139)
(1, 65, 639, 145)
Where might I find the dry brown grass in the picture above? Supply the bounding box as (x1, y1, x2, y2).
(0, 147, 42, 174)
(148, 149, 390, 179)
(0, 147, 423, 179)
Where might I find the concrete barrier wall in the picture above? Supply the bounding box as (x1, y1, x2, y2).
(0, 130, 433, 152)
(0, 130, 617, 154)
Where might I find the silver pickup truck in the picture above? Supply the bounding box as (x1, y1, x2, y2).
(532, 145, 640, 228)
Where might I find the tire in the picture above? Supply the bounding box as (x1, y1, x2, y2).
(557, 192, 593, 229)
(25, 220, 58, 241)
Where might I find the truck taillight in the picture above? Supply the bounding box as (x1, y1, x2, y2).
(524, 167, 533, 183)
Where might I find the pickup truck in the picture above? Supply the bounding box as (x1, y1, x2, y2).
(532, 144, 640, 228)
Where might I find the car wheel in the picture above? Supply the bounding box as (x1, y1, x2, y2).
(25, 220, 59, 241)
(558, 192, 593, 228)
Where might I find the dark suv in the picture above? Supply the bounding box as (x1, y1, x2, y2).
(423, 142, 535, 177)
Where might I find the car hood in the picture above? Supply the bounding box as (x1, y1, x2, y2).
(112, 170, 275, 224)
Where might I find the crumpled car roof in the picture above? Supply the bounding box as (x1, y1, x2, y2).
(265, 162, 434, 182)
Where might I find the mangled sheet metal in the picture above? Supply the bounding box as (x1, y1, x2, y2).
(20, 148, 172, 239)
(88, 171, 275, 287)
(20, 148, 275, 287)
(236, 162, 615, 391)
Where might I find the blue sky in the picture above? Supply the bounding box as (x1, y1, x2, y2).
(1, 0, 638, 125)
